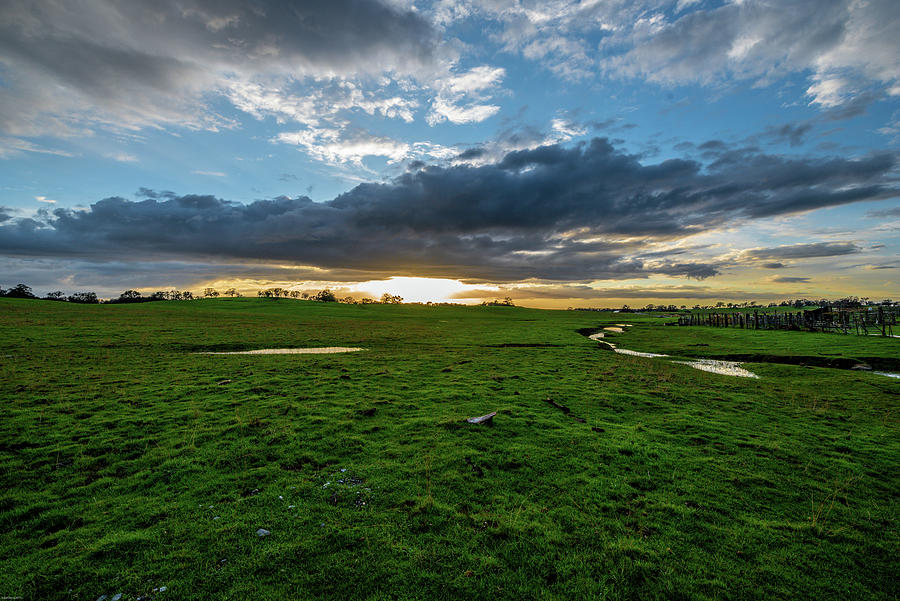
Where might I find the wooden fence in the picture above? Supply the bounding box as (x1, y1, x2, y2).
(677, 306, 897, 336)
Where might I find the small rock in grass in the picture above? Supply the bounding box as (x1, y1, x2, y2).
(213, 516, 220, 520)
(217, 379, 232, 385)
(111, 595, 123, 601)
(96, 596, 107, 601)
(466, 411, 496, 425)
(256, 528, 271, 537)
(159, 587, 167, 592)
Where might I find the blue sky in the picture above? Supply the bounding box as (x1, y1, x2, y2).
(1, 0, 898, 306)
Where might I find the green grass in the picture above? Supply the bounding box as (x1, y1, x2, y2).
(0, 298, 897, 600)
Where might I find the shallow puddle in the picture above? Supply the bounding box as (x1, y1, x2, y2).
(588, 332, 605, 340)
(674, 359, 759, 379)
(875, 371, 900, 379)
(614, 348, 669, 358)
(604, 327, 624, 333)
(200, 347, 363, 355)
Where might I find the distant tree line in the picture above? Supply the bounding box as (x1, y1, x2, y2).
(254, 288, 405, 304)
(8, 282, 888, 309)
(0, 284, 406, 305)
(0, 284, 201, 304)
(569, 296, 898, 312)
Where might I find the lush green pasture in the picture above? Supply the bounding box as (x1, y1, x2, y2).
(1, 298, 897, 600)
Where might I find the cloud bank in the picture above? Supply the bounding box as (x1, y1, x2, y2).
(0, 0, 442, 137)
(1, 138, 895, 283)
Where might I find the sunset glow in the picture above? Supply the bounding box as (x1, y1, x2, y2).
(354, 277, 490, 304)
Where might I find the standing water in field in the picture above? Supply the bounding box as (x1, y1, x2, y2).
(585, 325, 755, 377)
(614, 348, 670, 358)
(200, 347, 363, 355)
(673, 359, 759, 378)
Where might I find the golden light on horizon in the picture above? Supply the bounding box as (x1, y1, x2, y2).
(353, 276, 492, 304)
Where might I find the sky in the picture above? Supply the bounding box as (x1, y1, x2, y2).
(0, 0, 898, 308)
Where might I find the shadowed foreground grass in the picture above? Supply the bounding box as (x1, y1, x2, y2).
(0, 298, 897, 600)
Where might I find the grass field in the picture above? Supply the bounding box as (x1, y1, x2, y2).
(1, 298, 898, 600)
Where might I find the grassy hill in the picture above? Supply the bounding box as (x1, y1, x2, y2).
(1, 298, 897, 600)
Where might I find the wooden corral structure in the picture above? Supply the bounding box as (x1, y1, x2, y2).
(677, 306, 897, 336)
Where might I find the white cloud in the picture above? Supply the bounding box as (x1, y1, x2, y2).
(0, 137, 74, 159)
(427, 66, 505, 125)
(107, 152, 138, 163)
(601, 0, 900, 110)
(443, 65, 505, 95)
(806, 76, 855, 108)
(35, 195, 57, 203)
(428, 98, 501, 125)
(550, 117, 587, 140)
(275, 128, 461, 166)
(192, 170, 227, 177)
(275, 128, 410, 165)
(227, 82, 322, 127)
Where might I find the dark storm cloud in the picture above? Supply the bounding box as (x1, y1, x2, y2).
(866, 206, 900, 218)
(697, 140, 727, 153)
(0, 256, 390, 297)
(652, 263, 720, 279)
(820, 91, 884, 122)
(589, 119, 638, 132)
(766, 123, 813, 147)
(762, 263, 785, 269)
(770, 276, 812, 283)
(456, 147, 486, 160)
(743, 242, 862, 261)
(453, 284, 792, 302)
(0, 0, 439, 135)
(0, 138, 896, 283)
